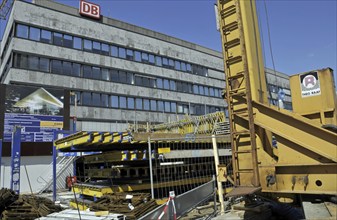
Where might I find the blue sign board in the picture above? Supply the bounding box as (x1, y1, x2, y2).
(4, 113, 63, 142)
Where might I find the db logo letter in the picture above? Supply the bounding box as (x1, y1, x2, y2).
(80, 0, 101, 20)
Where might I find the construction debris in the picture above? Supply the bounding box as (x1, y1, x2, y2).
(0, 188, 63, 220)
(89, 193, 158, 220)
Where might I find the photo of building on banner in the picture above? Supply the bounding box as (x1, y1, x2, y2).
(3, 85, 66, 142)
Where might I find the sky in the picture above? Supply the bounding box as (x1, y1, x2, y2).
(1, 0, 336, 78)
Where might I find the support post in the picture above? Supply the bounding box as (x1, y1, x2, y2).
(53, 131, 57, 202)
(148, 137, 154, 199)
(212, 134, 225, 215)
(10, 126, 21, 194)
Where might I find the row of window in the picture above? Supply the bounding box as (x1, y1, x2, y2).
(13, 53, 223, 98)
(70, 91, 224, 115)
(15, 23, 209, 76)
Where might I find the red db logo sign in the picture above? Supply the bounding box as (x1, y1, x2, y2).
(79, 0, 100, 20)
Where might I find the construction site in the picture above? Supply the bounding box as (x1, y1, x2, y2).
(0, 0, 336, 219)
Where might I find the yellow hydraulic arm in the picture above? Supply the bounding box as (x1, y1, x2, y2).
(217, 0, 337, 197)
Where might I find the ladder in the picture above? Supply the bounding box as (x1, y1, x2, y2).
(217, 0, 260, 196)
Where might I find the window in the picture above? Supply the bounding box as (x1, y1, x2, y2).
(150, 79, 156, 88)
(111, 95, 119, 108)
(175, 61, 181, 70)
(127, 97, 134, 109)
(135, 75, 142, 86)
(119, 71, 127, 83)
(136, 98, 142, 110)
(177, 104, 183, 114)
(186, 63, 192, 72)
(63, 61, 72, 75)
(63, 35, 73, 48)
(164, 101, 171, 112)
(134, 51, 141, 62)
(215, 88, 219, 97)
(28, 56, 39, 70)
(16, 24, 28, 38)
(168, 59, 174, 69)
(102, 68, 110, 81)
(73, 37, 82, 49)
(202, 67, 208, 76)
(72, 63, 81, 77)
(199, 85, 204, 95)
(150, 100, 157, 111)
(149, 54, 155, 64)
(41, 30, 52, 43)
(110, 69, 119, 82)
(143, 77, 150, 87)
(170, 80, 176, 91)
(162, 58, 168, 67)
(83, 65, 92, 78)
(51, 60, 62, 74)
(29, 27, 40, 41)
(127, 72, 134, 84)
(126, 49, 134, 60)
(93, 41, 101, 54)
(158, 101, 164, 112)
(111, 46, 118, 57)
(82, 92, 92, 105)
(15, 54, 28, 68)
(39, 57, 49, 72)
(141, 52, 149, 62)
(204, 87, 209, 96)
(101, 94, 109, 107)
(70, 91, 81, 105)
(101, 43, 109, 56)
(181, 62, 187, 72)
(92, 67, 101, 79)
(163, 79, 169, 90)
(119, 47, 126, 59)
(84, 39, 92, 51)
(157, 78, 163, 89)
(171, 102, 176, 113)
(209, 88, 214, 96)
(144, 99, 150, 110)
(120, 96, 127, 108)
(193, 85, 199, 94)
(92, 93, 101, 106)
(176, 82, 183, 92)
(53, 32, 63, 46)
(155, 56, 162, 66)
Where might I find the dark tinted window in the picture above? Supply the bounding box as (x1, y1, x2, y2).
(158, 101, 164, 112)
(101, 94, 109, 107)
(102, 68, 110, 81)
(150, 100, 157, 111)
(163, 79, 169, 90)
(157, 78, 163, 89)
(63, 61, 72, 75)
(63, 35, 73, 48)
(164, 101, 170, 112)
(144, 99, 150, 110)
(53, 32, 63, 46)
(51, 60, 62, 74)
(83, 65, 92, 78)
(72, 63, 81, 77)
(82, 92, 91, 105)
(171, 102, 176, 113)
(155, 56, 162, 66)
(141, 52, 149, 62)
(92, 67, 101, 80)
(111, 69, 119, 82)
(126, 49, 133, 60)
(28, 56, 39, 70)
(92, 93, 101, 106)
(39, 57, 49, 72)
(119, 71, 127, 83)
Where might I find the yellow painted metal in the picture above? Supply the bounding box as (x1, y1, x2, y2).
(72, 177, 211, 198)
(69, 200, 89, 211)
(158, 147, 171, 154)
(150, 111, 227, 134)
(290, 68, 337, 125)
(217, 0, 337, 196)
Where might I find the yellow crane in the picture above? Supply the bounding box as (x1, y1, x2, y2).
(216, 0, 336, 202)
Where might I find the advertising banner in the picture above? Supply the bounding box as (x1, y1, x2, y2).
(3, 85, 65, 142)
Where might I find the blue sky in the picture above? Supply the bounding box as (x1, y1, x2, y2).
(1, 0, 336, 78)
